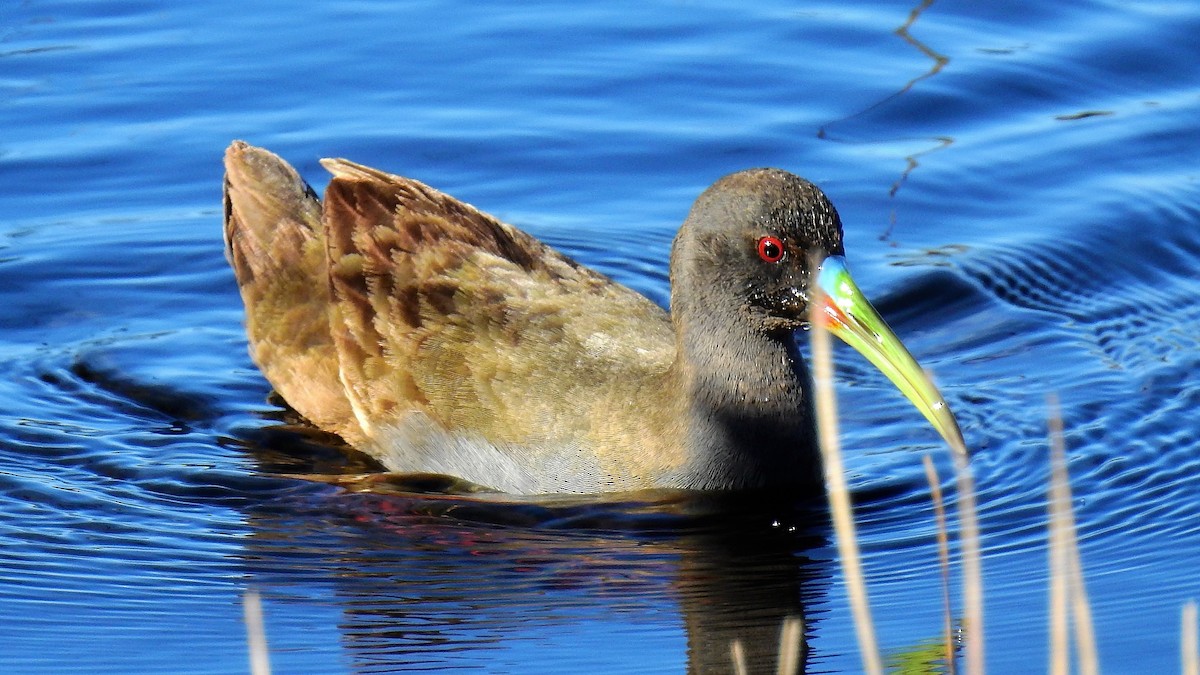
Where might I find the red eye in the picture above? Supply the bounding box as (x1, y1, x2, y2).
(757, 236, 785, 263)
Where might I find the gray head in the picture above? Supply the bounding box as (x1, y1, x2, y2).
(667, 168, 966, 490)
(670, 168, 845, 338)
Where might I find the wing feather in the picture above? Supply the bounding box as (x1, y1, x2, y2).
(319, 159, 675, 452)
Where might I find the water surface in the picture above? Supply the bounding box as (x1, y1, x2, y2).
(3, 0, 1200, 672)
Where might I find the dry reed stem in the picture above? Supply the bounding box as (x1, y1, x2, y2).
(1048, 394, 1099, 675)
(1067, 549, 1098, 675)
(923, 454, 957, 675)
(244, 588, 272, 675)
(810, 276, 883, 675)
(1184, 601, 1198, 675)
(1048, 409, 1070, 675)
(777, 615, 804, 675)
(730, 638, 747, 675)
(941, 397, 984, 674)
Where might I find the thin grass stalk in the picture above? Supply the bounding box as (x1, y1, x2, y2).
(923, 454, 957, 675)
(941, 397, 984, 674)
(1067, 541, 1098, 675)
(777, 615, 804, 675)
(244, 588, 272, 675)
(1048, 406, 1070, 675)
(1184, 601, 1198, 675)
(1048, 394, 1099, 674)
(810, 274, 883, 675)
(730, 639, 747, 675)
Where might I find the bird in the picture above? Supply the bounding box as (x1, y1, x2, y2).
(222, 141, 963, 495)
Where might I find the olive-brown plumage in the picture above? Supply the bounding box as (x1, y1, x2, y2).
(223, 141, 959, 495)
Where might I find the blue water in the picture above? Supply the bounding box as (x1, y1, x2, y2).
(3, 0, 1200, 672)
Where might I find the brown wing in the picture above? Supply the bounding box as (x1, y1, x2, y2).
(222, 142, 365, 444)
(319, 158, 676, 457)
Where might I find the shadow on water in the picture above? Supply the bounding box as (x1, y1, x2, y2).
(232, 424, 836, 674)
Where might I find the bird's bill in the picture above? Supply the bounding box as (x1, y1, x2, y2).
(814, 255, 966, 454)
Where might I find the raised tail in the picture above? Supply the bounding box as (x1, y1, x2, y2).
(222, 141, 364, 444)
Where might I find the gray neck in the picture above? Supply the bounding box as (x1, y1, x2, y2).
(671, 301, 821, 491)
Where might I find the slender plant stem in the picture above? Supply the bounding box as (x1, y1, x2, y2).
(730, 639, 747, 675)
(1048, 394, 1099, 675)
(1048, 401, 1070, 675)
(810, 274, 883, 675)
(777, 616, 804, 675)
(924, 454, 957, 675)
(943, 406, 983, 674)
(244, 588, 272, 675)
(1184, 601, 1198, 675)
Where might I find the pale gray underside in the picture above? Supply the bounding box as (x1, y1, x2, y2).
(369, 412, 627, 495)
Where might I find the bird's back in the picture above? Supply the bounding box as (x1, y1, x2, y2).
(223, 143, 682, 493)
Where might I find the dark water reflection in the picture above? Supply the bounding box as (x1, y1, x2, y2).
(253, 509, 818, 673)
(236, 430, 833, 674)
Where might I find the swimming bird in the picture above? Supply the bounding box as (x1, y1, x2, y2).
(223, 141, 963, 495)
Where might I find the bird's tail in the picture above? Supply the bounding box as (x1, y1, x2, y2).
(222, 141, 363, 444)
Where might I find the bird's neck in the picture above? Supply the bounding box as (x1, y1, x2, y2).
(671, 305, 822, 491)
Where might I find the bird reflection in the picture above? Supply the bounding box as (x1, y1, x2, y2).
(235, 424, 835, 674)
